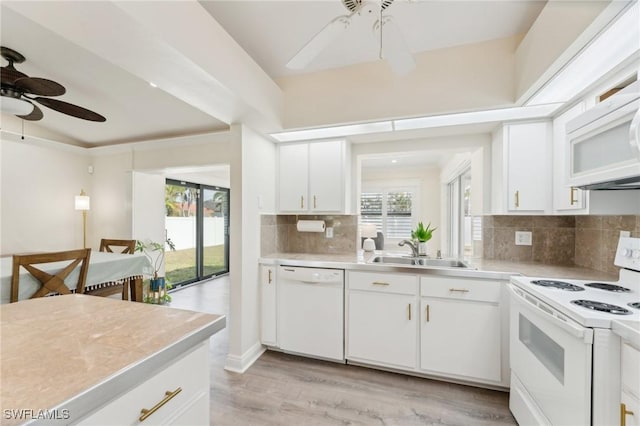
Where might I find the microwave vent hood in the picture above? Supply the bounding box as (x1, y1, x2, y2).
(577, 175, 640, 190)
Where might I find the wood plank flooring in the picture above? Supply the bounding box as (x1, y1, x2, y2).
(169, 278, 516, 425)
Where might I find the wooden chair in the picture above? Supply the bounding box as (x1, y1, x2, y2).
(84, 238, 137, 300)
(11, 249, 91, 303)
(99, 238, 136, 254)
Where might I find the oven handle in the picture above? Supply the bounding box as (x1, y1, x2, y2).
(508, 284, 593, 344)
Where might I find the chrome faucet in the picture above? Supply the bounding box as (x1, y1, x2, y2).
(398, 240, 419, 257)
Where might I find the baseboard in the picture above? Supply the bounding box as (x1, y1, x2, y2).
(224, 341, 265, 374)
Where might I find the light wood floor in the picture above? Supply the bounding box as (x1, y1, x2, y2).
(170, 277, 516, 426)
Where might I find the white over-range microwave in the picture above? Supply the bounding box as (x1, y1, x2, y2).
(566, 80, 640, 190)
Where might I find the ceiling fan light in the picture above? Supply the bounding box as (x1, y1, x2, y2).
(0, 96, 34, 116)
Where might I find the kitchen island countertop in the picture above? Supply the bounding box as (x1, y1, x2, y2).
(0, 294, 225, 425)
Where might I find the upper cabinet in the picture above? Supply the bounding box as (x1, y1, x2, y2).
(492, 121, 552, 214)
(278, 140, 350, 213)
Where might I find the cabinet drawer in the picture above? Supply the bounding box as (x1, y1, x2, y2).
(622, 342, 640, 399)
(77, 342, 209, 425)
(348, 271, 416, 295)
(420, 276, 501, 303)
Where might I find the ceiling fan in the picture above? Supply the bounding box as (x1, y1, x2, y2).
(286, 0, 416, 75)
(0, 46, 106, 122)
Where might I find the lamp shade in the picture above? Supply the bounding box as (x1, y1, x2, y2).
(1, 96, 34, 116)
(75, 193, 90, 211)
(361, 224, 377, 238)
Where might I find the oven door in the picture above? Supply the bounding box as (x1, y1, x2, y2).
(509, 284, 594, 426)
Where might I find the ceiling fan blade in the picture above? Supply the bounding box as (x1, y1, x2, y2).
(16, 101, 43, 121)
(286, 14, 353, 70)
(1, 66, 28, 85)
(33, 97, 106, 122)
(374, 16, 416, 76)
(14, 77, 66, 96)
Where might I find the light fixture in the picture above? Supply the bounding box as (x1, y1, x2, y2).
(361, 224, 378, 252)
(391, 159, 398, 163)
(75, 190, 90, 249)
(149, 81, 158, 88)
(0, 96, 34, 116)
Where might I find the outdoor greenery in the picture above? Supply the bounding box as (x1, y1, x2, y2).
(165, 244, 226, 284)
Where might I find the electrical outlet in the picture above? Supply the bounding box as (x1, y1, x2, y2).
(515, 231, 532, 246)
(326, 227, 334, 238)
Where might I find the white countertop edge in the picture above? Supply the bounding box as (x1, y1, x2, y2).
(28, 315, 226, 425)
(259, 256, 519, 281)
(612, 319, 640, 351)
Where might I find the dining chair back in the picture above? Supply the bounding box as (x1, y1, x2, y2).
(11, 249, 92, 303)
(86, 238, 137, 300)
(99, 238, 136, 254)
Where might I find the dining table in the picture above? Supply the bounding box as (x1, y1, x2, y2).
(0, 251, 152, 304)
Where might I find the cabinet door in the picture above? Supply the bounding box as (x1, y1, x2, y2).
(260, 265, 277, 346)
(309, 140, 344, 212)
(279, 143, 309, 212)
(553, 103, 587, 212)
(621, 393, 640, 426)
(507, 122, 550, 212)
(420, 298, 501, 382)
(347, 291, 416, 369)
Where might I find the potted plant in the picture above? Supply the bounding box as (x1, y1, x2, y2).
(411, 222, 437, 256)
(135, 238, 176, 304)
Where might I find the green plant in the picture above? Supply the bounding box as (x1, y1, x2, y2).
(135, 238, 176, 279)
(411, 222, 437, 242)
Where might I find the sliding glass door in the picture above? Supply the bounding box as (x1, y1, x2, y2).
(165, 179, 229, 287)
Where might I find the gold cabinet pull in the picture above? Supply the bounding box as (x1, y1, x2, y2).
(515, 190, 520, 208)
(372, 281, 389, 286)
(570, 187, 578, 205)
(139, 387, 182, 422)
(449, 288, 470, 293)
(313, 195, 317, 209)
(408, 303, 412, 320)
(621, 403, 635, 426)
(300, 195, 304, 209)
(425, 304, 430, 322)
(268, 269, 272, 284)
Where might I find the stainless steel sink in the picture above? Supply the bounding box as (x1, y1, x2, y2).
(370, 256, 471, 268)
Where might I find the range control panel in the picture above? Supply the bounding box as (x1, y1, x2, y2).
(615, 237, 640, 271)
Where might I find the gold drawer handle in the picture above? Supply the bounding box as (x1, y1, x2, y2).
(300, 195, 304, 209)
(621, 403, 635, 426)
(515, 190, 520, 208)
(313, 195, 317, 209)
(139, 387, 182, 422)
(425, 304, 430, 322)
(268, 269, 272, 284)
(372, 281, 389, 286)
(408, 303, 412, 320)
(449, 288, 469, 293)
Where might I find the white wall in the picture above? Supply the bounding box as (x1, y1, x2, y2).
(0, 132, 91, 254)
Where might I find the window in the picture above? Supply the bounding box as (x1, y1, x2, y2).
(447, 168, 474, 257)
(361, 187, 416, 241)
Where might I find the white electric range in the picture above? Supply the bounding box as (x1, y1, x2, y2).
(508, 236, 640, 426)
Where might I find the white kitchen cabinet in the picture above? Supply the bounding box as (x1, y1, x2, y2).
(621, 342, 640, 426)
(492, 121, 552, 214)
(77, 342, 209, 425)
(419, 276, 502, 383)
(260, 265, 277, 347)
(553, 102, 587, 213)
(346, 271, 417, 369)
(277, 140, 349, 213)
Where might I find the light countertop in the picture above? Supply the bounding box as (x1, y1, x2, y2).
(260, 252, 619, 281)
(0, 295, 225, 425)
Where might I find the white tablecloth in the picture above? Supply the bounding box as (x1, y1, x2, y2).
(0, 252, 152, 304)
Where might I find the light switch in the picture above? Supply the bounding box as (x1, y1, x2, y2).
(515, 231, 532, 246)
(326, 227, 334, 238)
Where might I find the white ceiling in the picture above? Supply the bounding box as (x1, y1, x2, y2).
(1, 0, 547, 147)
(201, 0, 546, 79)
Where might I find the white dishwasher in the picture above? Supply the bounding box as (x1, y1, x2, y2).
(277, 266, 345, 362)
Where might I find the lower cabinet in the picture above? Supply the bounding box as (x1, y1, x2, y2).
(77, 342, 209, 425)
(346, 271, 417, 369)
(260, 265, 277, 347)
(419, 276, 502, 383)
(621, 342, 640, 426)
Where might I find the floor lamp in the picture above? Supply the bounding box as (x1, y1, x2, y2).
(75, 190, 90, 249)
